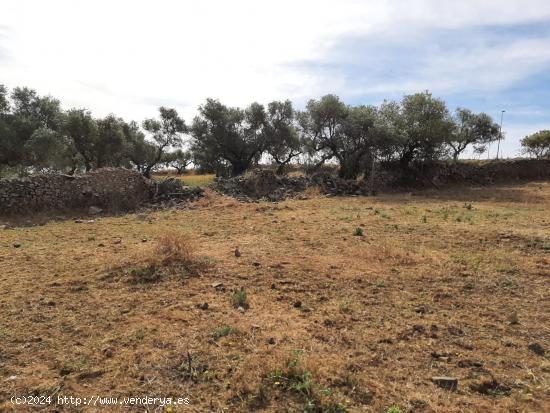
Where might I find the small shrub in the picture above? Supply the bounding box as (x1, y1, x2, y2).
(387, 407, 402, 413)
(212, 325, 237, 340)
(339, 301, 352, 314)
(129, 264, 161, 284)
(421, 215, 427, 223)
(119, 232, 212, 284)
(231, 288, 249, 309)
(154, 233, 194, 266)
(153, 232, 211, 277)
(353, 227, 364, 236)
(266, 354, 347, 413)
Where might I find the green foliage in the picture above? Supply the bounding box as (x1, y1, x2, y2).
(299, 95, 382, 179)
(264, 100, 302, 174)
(0, 83, 511, 179)
(162, 149, 192, 174)
(267, 353, 348, 413)
(141, 107, 187, 177)
(353, 227, 364, 236)
(211, 325, 237, 340)
(231, 288, 249, 308)
(448, 108, 501, 159)
(190, 99, 266, 176)
(521, 130, 550, 159)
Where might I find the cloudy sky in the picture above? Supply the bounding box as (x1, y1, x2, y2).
(1, 0, 550, 157)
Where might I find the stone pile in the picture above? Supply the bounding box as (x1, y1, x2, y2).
(152, 178, 204, 204)
(0, 168, 152, 215)
(309, 171, 371, 196)
(0, 168, 204, 216)
(211, 170, 371, 202)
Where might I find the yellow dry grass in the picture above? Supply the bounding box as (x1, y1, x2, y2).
(1, 182, 549, 412)
(153, 173, 215, 187)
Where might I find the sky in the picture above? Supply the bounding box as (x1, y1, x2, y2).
(1, 0, 550, 157)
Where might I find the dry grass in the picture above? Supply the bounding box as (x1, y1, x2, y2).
(153, 173, 215, 187)
(1, 181, 549, 412)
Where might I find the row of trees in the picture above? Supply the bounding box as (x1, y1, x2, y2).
(1, 84, 546, 179)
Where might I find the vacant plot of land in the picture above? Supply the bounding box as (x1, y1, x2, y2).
(1, 182, 549, 412)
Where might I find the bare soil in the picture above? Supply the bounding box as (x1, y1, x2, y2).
(1, 182, 549, 412)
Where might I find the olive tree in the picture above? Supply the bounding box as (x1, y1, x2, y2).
(190, 99, 266, 176)
(264, 100, 302, 175)
(521, 130, 550, 159)
(141, 107, 187, 177)
(448, 108, 501, 160)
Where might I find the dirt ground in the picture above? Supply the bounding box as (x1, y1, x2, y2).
(1, 181, 549, 412)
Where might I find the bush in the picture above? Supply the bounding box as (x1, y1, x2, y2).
(124, 232, 211, 283)
(231, 288, 249, 309)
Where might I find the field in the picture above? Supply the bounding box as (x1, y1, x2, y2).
(1, 181, 549, 412)
(153, 173, 215, 187)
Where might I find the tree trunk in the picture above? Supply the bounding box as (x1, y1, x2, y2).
(275, 162, 286, 175)
(231, 160, 249, 176)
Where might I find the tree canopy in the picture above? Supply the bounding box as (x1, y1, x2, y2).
(521, 130, 550, 159)
(1, 83, 533, 179)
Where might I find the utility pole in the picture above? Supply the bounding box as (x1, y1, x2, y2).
(496, 110, 505, 159)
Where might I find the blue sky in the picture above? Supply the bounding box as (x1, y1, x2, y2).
(1, 0, 550, 157)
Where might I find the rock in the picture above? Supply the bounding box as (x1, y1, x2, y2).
(237, 306, 246, 313)
(447, 325, 464, 336)
(197, 303, 209, 310)
(141, 238, 148, 242)
(212, 282, 224, 290)
(234, 248, 241, 257)
(113, 238, 122, 244)
(252, 261, 261, 267)
(457, 359, 483, 368)
(88, 206, 102, 215)
(470, 379, 511, 396)
(508, 312, 519, 325)
(412, 324, 426, 334)
(431, 376, 458, 390)
(13, 243, 21, 248)
(528, 342, 545, 356)
(74, 219, 83, 223)
(102, 348, 114, 358)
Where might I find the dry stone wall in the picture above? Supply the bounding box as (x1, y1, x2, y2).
(0, 168, 153, 215)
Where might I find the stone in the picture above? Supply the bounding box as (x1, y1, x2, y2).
(88, 206, 102, 215)
(234, 248, 241, 257)
(13, 243, 21, 248)
(102, 348, 114, 358)
(528, 342, 545, 356)
(212, 282, 224, 291)
(431, 376, 458, 390)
